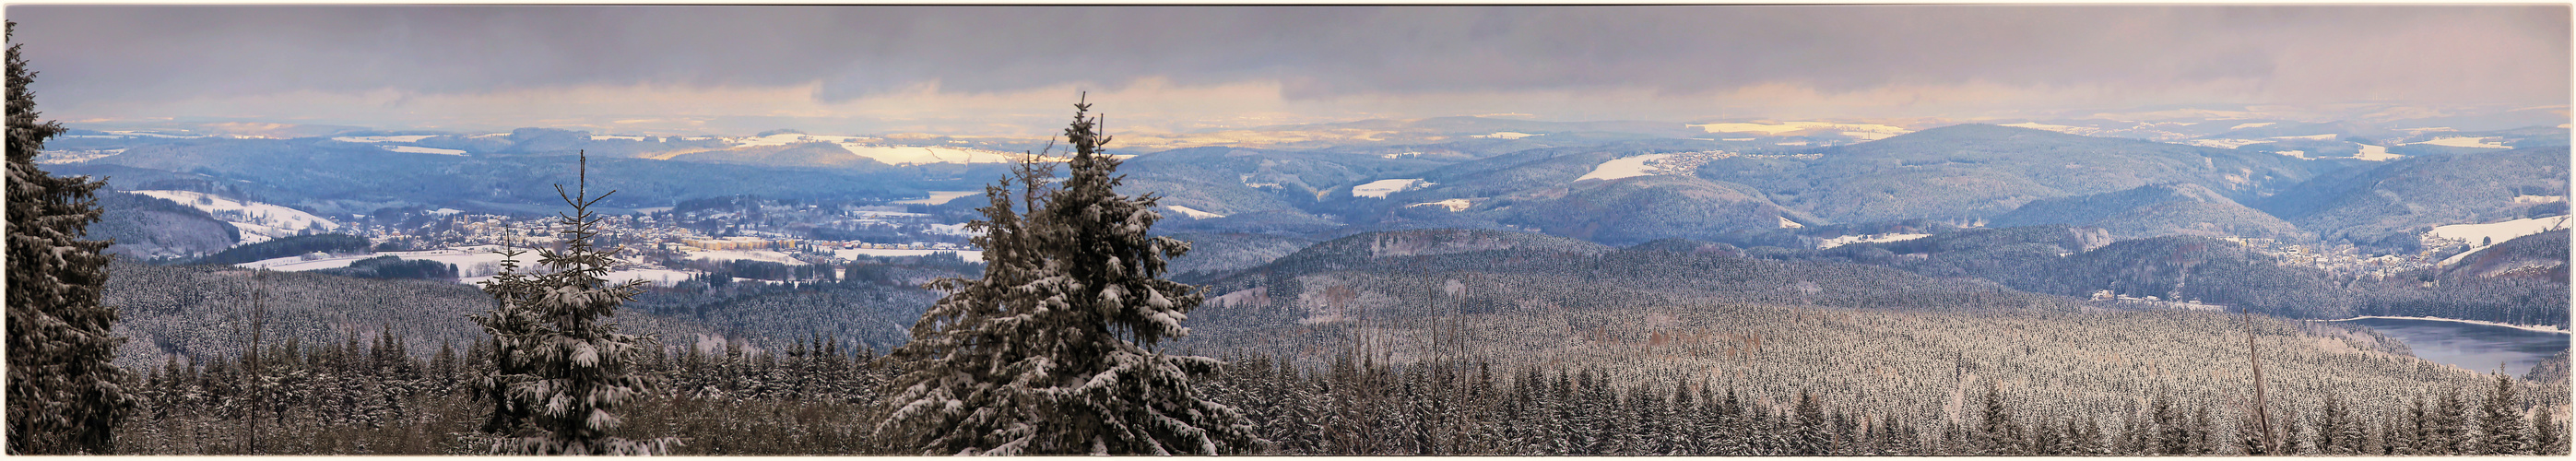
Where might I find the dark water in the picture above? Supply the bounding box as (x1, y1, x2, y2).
(2329, 317, 2570, 375)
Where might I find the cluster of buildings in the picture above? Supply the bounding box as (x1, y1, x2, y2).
(2216, 235, 2437, 280)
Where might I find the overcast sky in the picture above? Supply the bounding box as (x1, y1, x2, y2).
(7, 5, 2568, 136)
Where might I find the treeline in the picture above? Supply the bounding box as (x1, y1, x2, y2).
(108, 335, 2570, 455)
(1205, 353, 2568, 455)
(114, 329, 892, 455)
(312, 255, 455, 280)
(1739, 228, 2570, 328)
(196, 233, 371, 266)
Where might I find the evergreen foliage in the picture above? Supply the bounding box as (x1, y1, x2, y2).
(469, 153, 675, 455)
(6, 20, 137, 455)
(877, 100, 1256, 455)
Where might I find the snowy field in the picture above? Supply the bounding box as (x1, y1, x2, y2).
(2411, 136, 2509, 148)
(685, 250, 808, 266)
(2180, 138, 2265, 149)
(892, 191, 983, 205)
(2430, 216, 2570, 266)
(1164, 206, 1225, 219)
(2428, 216, 2570, 245)
(1814, 233, 1932, 249)
(2352, 144, 2401, 161)
(2229, 122, 2277, 130)
(331, 136, 437, 143)
(1474, 132, 1537, 139)
(132, 190, 337, 244)
(237, 246, 531, 273)
(1576, 154, 1673, 182)
(725, 132, 1020, 165)
(1410, 198, 1472, 212)
(830, 248, 986, 262)
(1352, 178, 1434, 198)
(384, 146, 467, 156)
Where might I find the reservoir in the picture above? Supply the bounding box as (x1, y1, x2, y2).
(2327, 317, 2570, 375)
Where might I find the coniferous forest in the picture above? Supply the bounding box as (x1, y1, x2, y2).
(9, 8, 2576, 457)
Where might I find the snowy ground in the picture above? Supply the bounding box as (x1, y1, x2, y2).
(132, 190, 337, 244)
(2428, 216, 2570, 245)
(892, 191, 983, 205)
(1352, 179, 1434, 198)
(1409, 198, 1472, 212)
(331, 136, 437, 143)
(2352, 144, 2402, 161)
(684, 249, 808, 266)
(2322, 315, 2571, 334)
(2429, 216, 2570, 266)
(830, 248, 986, 262)
(1814, 233, 1932, 249)
(1164, 206, 1225, 219)
(1576, 154, 1673, 182)
(384, 146, 467, 156)
(1474, 132, 1538, 139)
(2411, 136, 2509, 148)
(238, 246, 531, 273)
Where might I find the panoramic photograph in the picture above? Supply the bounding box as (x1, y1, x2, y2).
(4, 4, 2570, 455)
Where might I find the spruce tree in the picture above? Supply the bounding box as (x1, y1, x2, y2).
(877, 99, 1256, 455)
(2479, 373, 2534, 455)
(471, 153, 674, 455)
(6, 20, 136, 455)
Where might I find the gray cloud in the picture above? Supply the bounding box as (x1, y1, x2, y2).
(7, 5, 2566, 123)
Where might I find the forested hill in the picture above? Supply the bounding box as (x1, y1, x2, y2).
(1707, 124, 2322, 224)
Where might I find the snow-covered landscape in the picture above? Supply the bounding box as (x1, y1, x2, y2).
(132, 190, 338, 244)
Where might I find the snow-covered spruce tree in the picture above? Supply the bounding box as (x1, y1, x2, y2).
(877, 99, 1258, 455)
(6, 20, 136, 455)
(471, 153, 676, 455)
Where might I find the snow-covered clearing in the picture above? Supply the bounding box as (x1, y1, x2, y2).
(2412, 136, 2509, 148)
(2181, 138, 2264, 149)
(2428, 216, 2570, 245)
(1409, 198, 1472, 212)
(589, 135, 647, 141)
(892, 191, 982, 205)
(1778, 217, 1804, 229)
(927, 223, 980, 237)
(1164, 206, 1225, 219)
(2270, 134, 2338, 141)
(841, 145, 1016, 165)
(2428, 216, 2570, 266)
(1576, 154, 1673, 182)
(2229, 122, 2277, 130)
(685, 249, 808, 266)
(602, 268, 694, 287)
(2513, 195, 2566, 204)
(2271, 150, 2310, 160)
(132, 190, 337, 244)
(1474, 132, 1538, 139)
(1776, 141, 1810, 146)
(1815, 233, 1931, 249)
(238, 246, 555, 278)
(731, 133, 873, 147)
(332, 136, 437, 143)
(105, 131, 204, 138)
(2322, 316, 2570, 334)
(1353, 178, 1434, 198)
(830, 248, 986, 262)
(2352, 144, 2400, 161)
(384, 146, 467, 156)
